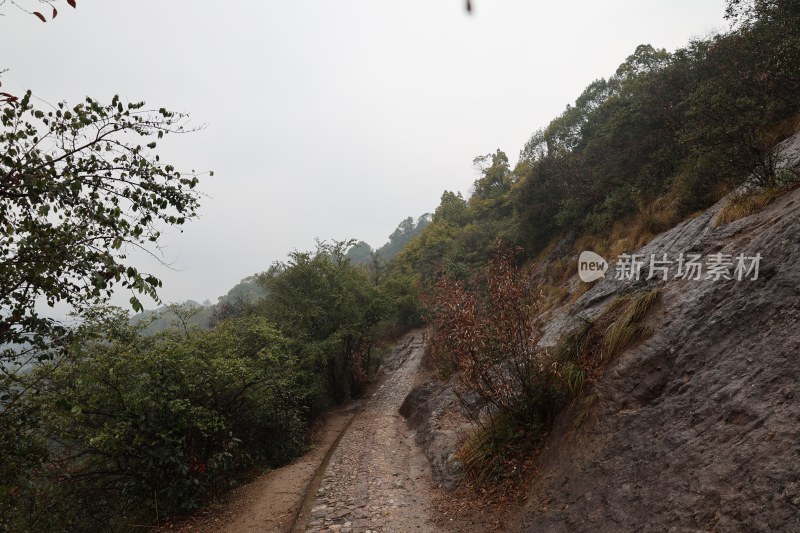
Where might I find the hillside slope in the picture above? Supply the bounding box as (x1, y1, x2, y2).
(516, 134, 800, 531)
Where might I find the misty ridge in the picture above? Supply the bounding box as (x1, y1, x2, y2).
(129, 214, 430, 335)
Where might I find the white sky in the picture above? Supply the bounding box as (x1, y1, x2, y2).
(2, 0, 727, 309)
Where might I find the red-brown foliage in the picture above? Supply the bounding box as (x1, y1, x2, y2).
(423, 244, 566, 428)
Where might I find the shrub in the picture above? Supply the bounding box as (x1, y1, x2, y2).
(258, 240, 390, 406)
(3, 307, 312, 531)
(424, 244, 567, 434)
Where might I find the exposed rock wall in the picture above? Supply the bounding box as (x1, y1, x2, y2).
(518, 132, 800, 532)
(403, 131, 800, 531)
(399, 378, 467, 491)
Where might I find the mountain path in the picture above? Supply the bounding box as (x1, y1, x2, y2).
(298, 332, 435, 533)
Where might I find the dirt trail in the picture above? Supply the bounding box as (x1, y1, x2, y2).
(220, 407, 358, 533)
(158, 331, 437, 533)
(157, 406, 359, 533)
(298, 332, 435, 533)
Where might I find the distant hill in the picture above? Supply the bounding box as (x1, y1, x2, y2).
(346, 214, 431, 266)
(130, 276, 267, 335)
(130, 216, 434, 336)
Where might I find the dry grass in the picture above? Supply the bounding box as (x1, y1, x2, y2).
(571, 392, 597, 431)
(612, 196, 679, 257)
(430, 452, 536, 533)
(457, 414, 535, 486)
(544, 289, 660, 439)
(536, 282, 569, 313)
(573, 196, 680, 260)
(549, 256, 576, 285)
(569, 278, 593, 302)
(529, 237, 561, 267)
(560, 360, 586, 398)
(553, 289, 660, 383)
(715, 188, 779, 226)
(602, 289, 659, 357)
(551, 320, 594, 367)
(715, 165, 800, 226)
(526, 195, 679, 309)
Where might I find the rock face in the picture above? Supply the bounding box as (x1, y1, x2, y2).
(517, 133, 800, 531)
(399, 378, 467, 490)
(396, 132, 800, 531)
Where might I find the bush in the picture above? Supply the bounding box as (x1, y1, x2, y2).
(424, 244, 567, 431)
(426, 258, 660, 484)
(2, 307, 312, 531)
(257, 240, 391, 406)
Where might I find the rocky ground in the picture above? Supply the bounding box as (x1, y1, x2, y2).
(300, 332, 435, 533)
(514, 133, 800, 532)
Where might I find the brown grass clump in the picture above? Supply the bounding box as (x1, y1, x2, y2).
(572, 196, 680, 260)
(552, 289, 660, 387)
(715, 188, 779, 226)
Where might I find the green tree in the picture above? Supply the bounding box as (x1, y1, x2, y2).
(471, 149, 511, 209)
(345, 240, 373, 265)
(0, 92, 206, 357)
(5, 307, 309, 531)
(677, 0, 800, 201)
(432, 190, 470, 226)
(375, 214, 431, 261)
(258, 240, 390, 404)
(512, 154, 567, 252)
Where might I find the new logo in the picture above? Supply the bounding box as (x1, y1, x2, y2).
(578, 251, 608, 282)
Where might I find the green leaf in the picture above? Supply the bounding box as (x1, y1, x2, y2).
(130, 296, 143, 313)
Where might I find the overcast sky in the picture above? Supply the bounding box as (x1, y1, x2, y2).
(3, 0, 727, 309)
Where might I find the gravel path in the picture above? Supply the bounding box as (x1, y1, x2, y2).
(301, 332, 435, 533)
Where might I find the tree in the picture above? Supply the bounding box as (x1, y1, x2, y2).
(725, 0, 800, 28)
(432, 190, 469, 226)
(511, 154, 566, 252)
(471, 149, 511, 201)
(258, 240, 390, 403)
(0, 0, 78, 24)
(0, 91, 206, 358)
(344, 240, 373, 266)
(3, 307, 310, 531)
(612, 44, 670, 84)
(374, 214, 431, 261)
